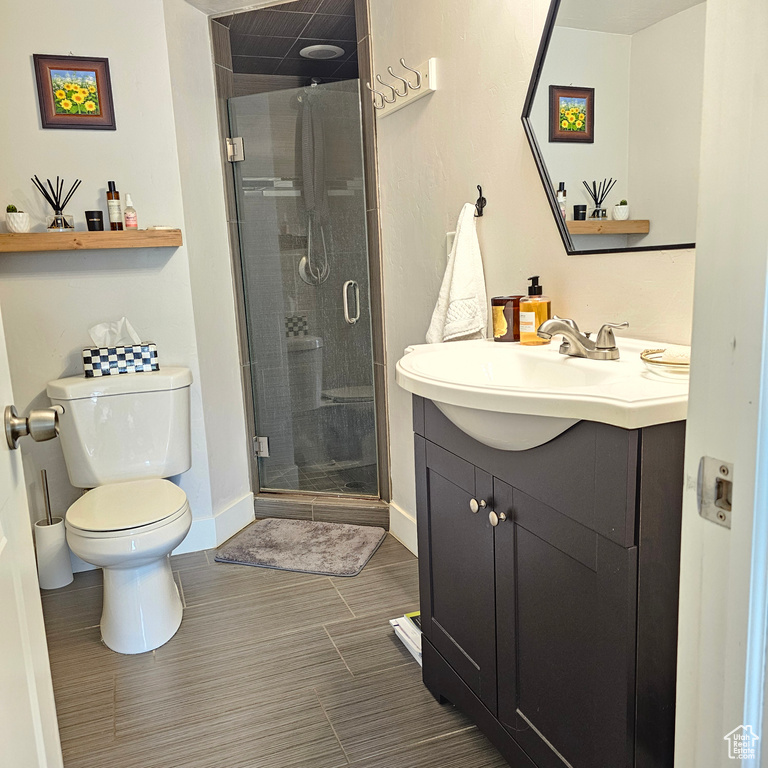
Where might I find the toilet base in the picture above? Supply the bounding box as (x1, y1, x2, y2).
(101, 555, 183, 654)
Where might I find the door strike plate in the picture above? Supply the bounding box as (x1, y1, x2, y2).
(697, 456, 733, 529)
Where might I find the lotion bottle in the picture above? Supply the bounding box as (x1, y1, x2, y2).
(123, 194, 138, 229)
(556, 182, 567, 219)
(106, 181, 123, 231)
(519, 276, 552, 346)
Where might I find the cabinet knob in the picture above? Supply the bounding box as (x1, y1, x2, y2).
(469, 498, 487, 514)
(489, 510, 507, 527)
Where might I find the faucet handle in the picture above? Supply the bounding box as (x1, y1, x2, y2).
(596, 321, 629, 349)
(552, 315, 580, 332)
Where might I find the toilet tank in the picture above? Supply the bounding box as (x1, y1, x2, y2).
(47, 367, 193, 488)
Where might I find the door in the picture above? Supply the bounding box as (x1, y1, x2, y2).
(0, 308, 63, 766)
(420, 439, 497, 712)
(494, 480, 637, 768)
(228, 80, 378, 497)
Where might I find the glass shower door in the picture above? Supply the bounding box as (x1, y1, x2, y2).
(229, 80, 378, 497)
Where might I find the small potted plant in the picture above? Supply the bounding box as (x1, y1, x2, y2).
(5, 204, 30, 233)
(613, 199, 629, 221)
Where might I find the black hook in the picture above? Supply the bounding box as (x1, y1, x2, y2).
(474, 185, 486, 217)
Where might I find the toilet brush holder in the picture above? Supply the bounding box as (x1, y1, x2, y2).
(34, 517, 73, 589)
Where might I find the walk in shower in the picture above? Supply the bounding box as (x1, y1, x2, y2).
(229, 80, 378, 497)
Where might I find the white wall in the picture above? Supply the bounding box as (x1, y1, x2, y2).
(370, 0, 696, 549)
(0, 0, 252, 556)
(629, 4, 705, 247)
(163, 0, 254, 544)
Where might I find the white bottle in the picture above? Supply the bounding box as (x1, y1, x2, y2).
(124, 194, 138, 229)
(556, 182, 567, 220)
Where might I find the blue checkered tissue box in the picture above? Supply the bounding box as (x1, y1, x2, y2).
(82, 343, 159, 378)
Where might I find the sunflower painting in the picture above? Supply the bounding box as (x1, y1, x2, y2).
(549, 85, 594, 143)
(50, 69, 101, 115)
(34, 54, 116, 130)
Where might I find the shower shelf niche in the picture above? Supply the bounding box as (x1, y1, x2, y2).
(0, 229, 183, 253)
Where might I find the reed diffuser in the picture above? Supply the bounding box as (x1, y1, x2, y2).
(582, 178, 617, 219)
(31, 175, 82, 230)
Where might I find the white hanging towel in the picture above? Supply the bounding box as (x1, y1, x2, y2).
(426, 203, 488, 343)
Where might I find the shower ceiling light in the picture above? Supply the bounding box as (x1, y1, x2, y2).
(299, 44, 346, 60)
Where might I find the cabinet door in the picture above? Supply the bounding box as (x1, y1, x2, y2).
(418, 439, 497, 713)
(495, 480, 637, 768)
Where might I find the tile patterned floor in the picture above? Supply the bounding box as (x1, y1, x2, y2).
(42, 534, 507, 768)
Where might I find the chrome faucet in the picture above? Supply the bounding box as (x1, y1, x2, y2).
(537, 316, 629, 360)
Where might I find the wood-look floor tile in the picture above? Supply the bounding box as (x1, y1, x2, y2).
(153, 578, 353, 663)
(332, 560, 420, 618)
(178, 558, 323, 607)
(170, 550, 211, 572)
(54, 673, 115, 749)
(315, 663, 472, 763)
(47, 626, 156, 686)
(347, 727, 507, 768)
(47, 568, 102, 594)
(324, 612, 416, 677)
(114, 685, 348, 768)
(41, 585, 102, 637)
(363, 533, 417, 570)
(147, 624, 351, 703)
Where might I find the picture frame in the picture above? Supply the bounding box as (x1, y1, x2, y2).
(33, 54, 116, 130)
(549, 85, 593, 143)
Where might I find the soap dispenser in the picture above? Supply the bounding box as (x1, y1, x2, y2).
(519, 276, 552, 346)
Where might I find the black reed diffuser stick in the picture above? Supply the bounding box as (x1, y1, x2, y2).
(582, 178, 617, 218)
(31, 175, 82, 229)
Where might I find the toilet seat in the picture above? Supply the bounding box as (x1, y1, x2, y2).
(66, 478, 188, 535)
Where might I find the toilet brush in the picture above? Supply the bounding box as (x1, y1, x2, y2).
(34, 469, 73, 590)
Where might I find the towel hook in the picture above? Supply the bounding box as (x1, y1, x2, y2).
(365, 82, 386, 110)
(375, 74, 397, 104)
(399, 58, 422, 90)
(386, 66, 409, 97)
(474, 185, 487, 217)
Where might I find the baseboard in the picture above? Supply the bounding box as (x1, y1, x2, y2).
(173, 491, 255, 555)
(389, 500, 418, 556)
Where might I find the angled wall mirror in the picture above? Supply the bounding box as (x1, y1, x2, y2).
(522, 0, 706, 254)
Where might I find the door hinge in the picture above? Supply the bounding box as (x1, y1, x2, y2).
(698, 456, 733, 528)
(226, 137, 245, 162)
(254, 436, 270, 457)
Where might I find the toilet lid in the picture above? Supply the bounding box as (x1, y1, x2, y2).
(66, 479, 188, 532)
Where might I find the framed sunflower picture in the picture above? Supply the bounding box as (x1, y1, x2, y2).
(549, 85, 593, 143)
(33, 54, 116, 130)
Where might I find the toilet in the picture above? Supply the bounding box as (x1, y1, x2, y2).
(46, 368, 193, 655)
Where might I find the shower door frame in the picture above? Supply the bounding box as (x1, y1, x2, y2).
(209, 0, 390, 507)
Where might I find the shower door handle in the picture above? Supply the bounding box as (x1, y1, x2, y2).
(343, 280, 360, 325)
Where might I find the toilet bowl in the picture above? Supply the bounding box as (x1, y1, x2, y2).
(47, 367, 194, 654)
(65, 479, 192, 654)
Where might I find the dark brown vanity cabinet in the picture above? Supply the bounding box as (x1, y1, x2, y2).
(413, 397, 685, 768)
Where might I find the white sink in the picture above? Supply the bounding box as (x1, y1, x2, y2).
(395, 338, 688, 450)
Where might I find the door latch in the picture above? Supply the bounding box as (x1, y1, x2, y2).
(697, 456, 733, 528)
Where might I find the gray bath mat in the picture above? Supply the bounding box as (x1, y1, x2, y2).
(214, 518, 386, 577)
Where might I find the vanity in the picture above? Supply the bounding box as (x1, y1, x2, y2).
(397, 338, 688, 768)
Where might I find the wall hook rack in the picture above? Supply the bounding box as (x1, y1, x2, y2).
(475, 185, 487, 217)
(369, 58, 437, 118)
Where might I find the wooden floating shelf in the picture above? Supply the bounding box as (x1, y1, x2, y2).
(0, 229, 183, 253)
(567, 219, 650, 235)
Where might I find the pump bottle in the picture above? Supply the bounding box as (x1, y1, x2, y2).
(519, 276, 552, 346)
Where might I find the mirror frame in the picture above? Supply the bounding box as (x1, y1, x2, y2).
(521, 0, 696, 256)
